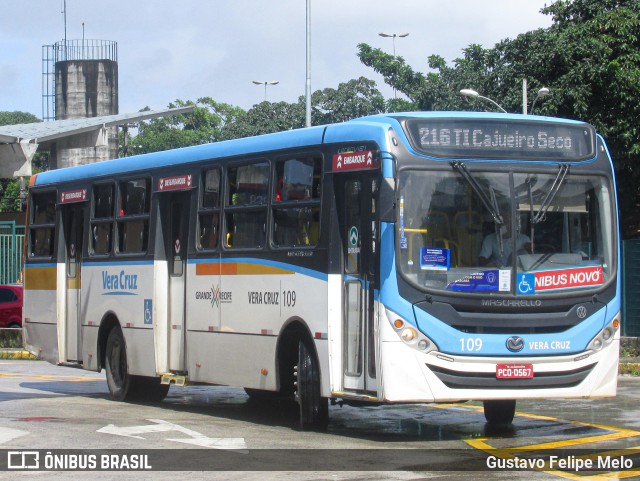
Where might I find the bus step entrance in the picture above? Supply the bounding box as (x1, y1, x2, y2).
(161, 373, 187, 386)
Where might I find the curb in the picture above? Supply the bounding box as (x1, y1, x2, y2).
(0, 349, 39, 360)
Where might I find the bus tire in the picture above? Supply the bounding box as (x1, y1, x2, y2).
(105, 326, 132, 401)
(296, 340, 328, 431)
(483, 399, 516, 425)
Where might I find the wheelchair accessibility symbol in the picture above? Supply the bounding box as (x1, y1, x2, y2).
(517, 273, 535, 295)
(144, 299, 153, 324)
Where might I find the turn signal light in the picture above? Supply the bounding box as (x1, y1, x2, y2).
(393, 319, 404, 329)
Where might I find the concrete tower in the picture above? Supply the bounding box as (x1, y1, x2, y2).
(43, 39, 119, 168)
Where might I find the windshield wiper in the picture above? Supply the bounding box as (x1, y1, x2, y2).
(450, 161, 503, 226)
(531, 164, 569, 224)
(526, 176, 536, 253)
(451, 161, 505, 258)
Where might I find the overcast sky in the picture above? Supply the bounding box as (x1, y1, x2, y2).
(1, 1, 553, 119)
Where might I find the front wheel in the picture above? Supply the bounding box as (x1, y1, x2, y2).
(483, 399, 516, 425)
(296, 340, 328, 431)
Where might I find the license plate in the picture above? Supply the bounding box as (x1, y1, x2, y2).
(496, 364, 534, 379)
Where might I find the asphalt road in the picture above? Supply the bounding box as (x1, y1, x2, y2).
(1, 360, 640, 480)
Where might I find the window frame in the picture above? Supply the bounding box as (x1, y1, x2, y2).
(28, 190, 57, 259)
(89, 182, 115, 257)
(115, 177, 152, 256)
(223, 160, 270, 251)
(197, 166, 222, 252)
(270, 155, 322, 249)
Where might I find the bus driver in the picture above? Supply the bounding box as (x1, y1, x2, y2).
(479, 216, 531, 268)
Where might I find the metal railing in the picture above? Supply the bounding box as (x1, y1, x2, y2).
(0, 221, 24, 284)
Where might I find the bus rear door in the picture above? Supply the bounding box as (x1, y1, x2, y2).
(157, 176, 193, 373)
(60, 191, 87, 363)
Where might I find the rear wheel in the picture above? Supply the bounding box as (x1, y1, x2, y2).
(296, 340, 328, 431)
(483, 399, 516, 425)
(105, 327, 131, 401)
(105, 327, 168, 402)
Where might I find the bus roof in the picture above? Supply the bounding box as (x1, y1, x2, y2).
(31, 112, 592, 187)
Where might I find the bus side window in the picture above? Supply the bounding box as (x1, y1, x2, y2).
(271, 156, 322, 248)
(90, 183, 115, 256)
(225, 163, 268, 249)
(198, 168, 221, 250)
(117, 178, 150, 254)
(28, 191, 56, 258)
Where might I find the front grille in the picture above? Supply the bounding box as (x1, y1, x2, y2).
(415, 300, 606, 335)
(429, 363, 595, 390)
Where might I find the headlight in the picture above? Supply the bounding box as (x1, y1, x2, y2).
(386, 308, 438, 354)
(586, 316, 620, 352)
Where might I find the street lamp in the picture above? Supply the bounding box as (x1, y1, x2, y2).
(459, 88, 507, 113)
(530, 87, 550, 115)
(378, 32, 409, 56)
(252, 80, 279, 101)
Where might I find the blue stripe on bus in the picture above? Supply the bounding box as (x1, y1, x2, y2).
(25, 263, 57, 268)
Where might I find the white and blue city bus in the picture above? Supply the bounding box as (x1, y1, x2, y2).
(23, 112, 620, 429)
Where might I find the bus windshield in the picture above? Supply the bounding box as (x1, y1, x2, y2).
(397, 168, 615, 296)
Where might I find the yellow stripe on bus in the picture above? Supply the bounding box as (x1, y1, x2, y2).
(24, 266, 57, 290)
(196, 262, 294, 276)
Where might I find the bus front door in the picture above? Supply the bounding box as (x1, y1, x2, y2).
(62, 204, 84, 362)
(339, 175, 378, 394)
(161, 191, 191, 373)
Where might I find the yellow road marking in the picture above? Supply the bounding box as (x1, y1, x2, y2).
(0, 373, 101, 382)
(460, 407, 640, 481)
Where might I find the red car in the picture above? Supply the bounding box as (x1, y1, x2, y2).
(0, 284, 23, 328)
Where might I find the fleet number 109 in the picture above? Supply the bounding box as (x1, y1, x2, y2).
(460, 337, 483, 352)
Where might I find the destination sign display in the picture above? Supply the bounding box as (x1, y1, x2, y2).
(405, 119, 596, 161)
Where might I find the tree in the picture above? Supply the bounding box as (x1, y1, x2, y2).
(310, 77, 386, 124)
(221, 101, 305, 139)
(0, 111, 40, 126)
(130, 98, 245, 155)
(131, 78, 387, 148)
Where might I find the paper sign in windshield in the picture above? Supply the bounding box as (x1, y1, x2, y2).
(447, 270, 502, 292)
(517, 265, 603, 294)
(420, 248, 450, 271)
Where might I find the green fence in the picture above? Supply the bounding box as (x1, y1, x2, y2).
(0, 221, 24, 284)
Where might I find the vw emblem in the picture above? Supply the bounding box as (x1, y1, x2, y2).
(506, 336, 525, 352)
(576, 305, 587, 319)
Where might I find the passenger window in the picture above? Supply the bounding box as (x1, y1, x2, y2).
(272, 157, 322, 247)
(90, 183, 115, 256)
(119, 178, 150, 216)
(117, 178, 150, 254)
(29, 191, 56, 258)
(94, 184, 114, 218)
(198, 168, 221, 250)
(225, 163, 269, 249)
